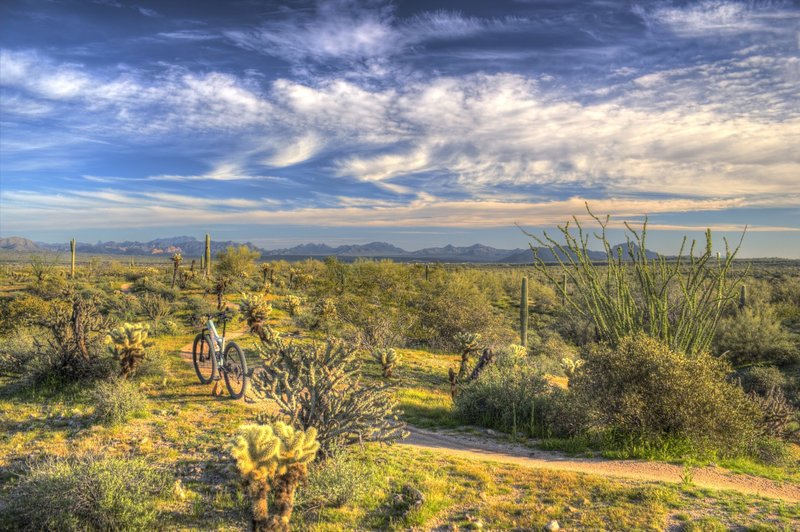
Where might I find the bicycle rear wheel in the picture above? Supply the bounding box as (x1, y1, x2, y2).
(223, 342, 248, 399)
(192, 333, 215, 384)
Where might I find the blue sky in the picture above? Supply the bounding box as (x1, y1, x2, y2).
(1, 0, 798, 256)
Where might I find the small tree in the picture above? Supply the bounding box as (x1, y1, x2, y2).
(214, 246, 260, 308)
(231, 422, 319, 531)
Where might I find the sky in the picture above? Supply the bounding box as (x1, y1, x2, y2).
(0, 0, 798, 256)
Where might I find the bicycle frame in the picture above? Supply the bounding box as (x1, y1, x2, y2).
(206, 319, 226, 354)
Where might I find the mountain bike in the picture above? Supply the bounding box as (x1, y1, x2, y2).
(192, 311, 248, 399)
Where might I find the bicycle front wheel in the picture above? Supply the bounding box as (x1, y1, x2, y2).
(223, 342, 248, 399)
(192, 333, 215, 384)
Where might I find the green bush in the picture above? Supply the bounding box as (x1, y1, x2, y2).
(416, 275, 508, 350)
(737, 365, 790, 396)
(455, 347, 551, 437)
(92, 378, 148, 425)
(714, 305, 799, 366)
(571, 334, 760, 456)
(0, 454, 167, 531)
(297, 447, 379, 510)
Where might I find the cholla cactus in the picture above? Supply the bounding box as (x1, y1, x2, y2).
(284, 295, 301, 316)
(507, 344, 527, 359)
(240, 292, 273, 340)
(107, 322, 151, 378)
(170, 253, 182, 289)
(231, 422, 319, 532)
(454, 332, 481, 354)
(260, 262, 275, 292)
(560, 357, 585, 383)
(372, 347, 399, 378)
(453, 332, 482, 383)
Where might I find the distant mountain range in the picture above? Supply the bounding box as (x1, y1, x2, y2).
(0, 235, 658, 263)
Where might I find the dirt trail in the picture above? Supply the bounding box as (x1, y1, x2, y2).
(403, 428, 800, 503)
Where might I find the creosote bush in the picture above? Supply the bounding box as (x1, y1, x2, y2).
(714, 305, 799, 366)
(571, 334, 760, 456)
(455, 346, 550, 437)
(0, 454, 166, 531)
(92, 378, 148, 425)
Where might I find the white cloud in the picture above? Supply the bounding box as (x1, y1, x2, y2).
(634, 1, 800, 37)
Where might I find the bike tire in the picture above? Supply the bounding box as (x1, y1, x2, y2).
(222, 342, 248, 399)
(192, 333, 215, 384)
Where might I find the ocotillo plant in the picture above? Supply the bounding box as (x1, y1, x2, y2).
(520, 277, 529, 347)
(204, 233, 211, 278)
(106, 322, 151, 378)
(70, 238, 76, 279)
(372, 347, 399, 378)
(231, 422, 319, 532)
(524, 203, 747, 356)
(170, 253, 182, 289)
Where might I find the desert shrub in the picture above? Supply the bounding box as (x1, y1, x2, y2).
(0, 331, 37, 379)
(752, 437, 792, 466)
(337, 294, 413, 350)
(530, 331, 578, 376)
(455, 347, 551, 437)
(251, 338, 406, 455)
(297, 446, 379, 511)
(91, 378, 148, 425)
(714, 305, 799, 366)
(416, 274, 507, 350)
(139, 293, 172, 331)
(571, 334, 760, 456)
(29, 293, 114, 381)
(184, 295, 216, 327)
(737, 366, 789, 396)
(0, 454, 167, 531)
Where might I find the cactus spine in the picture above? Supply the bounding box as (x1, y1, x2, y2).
(520, 277, 529, 347)
(70, 238, 76, 279)
(231, 422, 319, 532)
(204, 233, 211, 278)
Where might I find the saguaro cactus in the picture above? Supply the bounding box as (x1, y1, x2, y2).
(70, 238, 76, 279)
(204, 234, 211, 278)
(231, 422, 319, 532)
(739, 284, 747, 310)
(520, 277, 529, 347)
